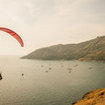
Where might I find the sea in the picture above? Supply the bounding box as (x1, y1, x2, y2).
(0, 56, 105, 105)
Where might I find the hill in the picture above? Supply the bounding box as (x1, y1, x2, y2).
(22, 36, 105, 61)
(73, 88, 105, 105)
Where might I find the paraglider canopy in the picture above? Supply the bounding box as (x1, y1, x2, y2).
(0, 27, 24, 47)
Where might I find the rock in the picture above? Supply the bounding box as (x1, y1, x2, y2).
(73, 88, 105, 105)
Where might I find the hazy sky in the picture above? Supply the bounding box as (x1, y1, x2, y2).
(0, 0, 105, 55)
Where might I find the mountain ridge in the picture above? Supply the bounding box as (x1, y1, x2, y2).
(22, 36, 105, 61)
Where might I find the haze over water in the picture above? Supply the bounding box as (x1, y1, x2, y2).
(0, 56, 104, 105)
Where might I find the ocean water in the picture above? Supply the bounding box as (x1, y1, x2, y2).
(0, 56, 105, 105)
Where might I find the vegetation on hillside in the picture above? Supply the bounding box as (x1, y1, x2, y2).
(73, 88, 105, 105)
(22, 36, 105, 61)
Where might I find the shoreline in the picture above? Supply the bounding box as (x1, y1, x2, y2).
(21, 57, 105, 63)
(72, 88, 105, 105)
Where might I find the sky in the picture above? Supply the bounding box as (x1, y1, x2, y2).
(0, 0, 105, 55)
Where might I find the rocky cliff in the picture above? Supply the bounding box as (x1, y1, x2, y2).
(73, 88, 105, 105)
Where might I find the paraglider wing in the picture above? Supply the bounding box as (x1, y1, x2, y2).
(0, 27, 24, 47)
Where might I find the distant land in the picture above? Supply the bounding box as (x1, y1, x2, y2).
(22, 36, 105, 61)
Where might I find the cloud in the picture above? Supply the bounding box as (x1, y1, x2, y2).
(0, 0, 105, 55)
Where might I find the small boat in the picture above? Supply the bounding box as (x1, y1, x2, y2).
(74, 64, 78, 67)
(68, 68, 72, 70)
(22, 73, 24, 76)
(89, 67, 92, 69)
(68, 71, 71, 73)
(49, 68, 52, 70)
(41, 65, 44, 67)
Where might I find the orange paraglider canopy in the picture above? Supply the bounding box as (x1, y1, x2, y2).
(0, 27, 24, 47)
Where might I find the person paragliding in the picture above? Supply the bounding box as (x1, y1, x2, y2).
(0, 27, 24, 47)
(0, 72, 2, 80)
(0, 27, 24, 80)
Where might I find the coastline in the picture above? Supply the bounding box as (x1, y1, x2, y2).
(72, 88, 105, 105)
